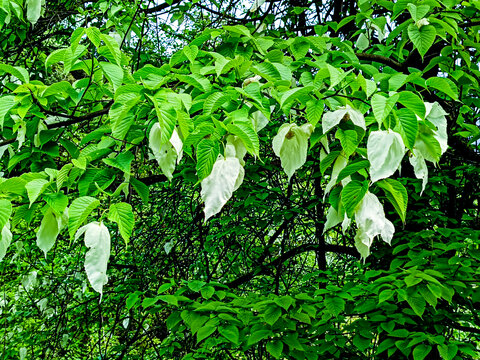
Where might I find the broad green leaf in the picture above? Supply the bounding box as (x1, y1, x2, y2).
(218, 325, 239, 344)
(86, 27, 101, 47)
(0, 223, 12, 262)
(414, 124, 442, 163)
(407, 4, 430, 22)
(376, 179, 408, 222)
(100, 34, 122, 65)
(341, 180, 368, 218)
(26, 0, 42, 25)
(44, 192, 68, 215)
(337, 159, 370, 183)
(102, 151, 134, 174)
(227, 122, 259, 157)
(396, 108, 418, 150)
(99, 62, 124, 91)
(324, 296, 345, 317)
(407, 24, 436, 59)
(0, 63, 29, 83)
(425, 102, 448, 154)
(130, 178, 149, 203)
(196, 138, 220, 181)
(426, 77, 458, 101)
(126, 291, 142, 310)
(406, 294, 426, 317)
(196, 323, 217, 343)
(68, 196, 100, 239)
(266, 340, 284, 359)
(274, 296, 294, 311)
(183, 45, 198, 63)
(57, 163, 72, 190)
(36, 208, 61, 257)
(264, 306, 282, 326)
(437, 344, 458, 360)
(247, 330, 272, 346)
(272, 123, 313, 181)
(371, 94, 398, 126)
(25, 179, 50, 207)
(203, 92, 231, 114)
(150, 97, 177, 144)
(109, 94, 140, 140)
(398, 91, 426, 119)
(367, 130, 405, 183)
(336, 128, 358, 157)
(176, 74, 212, 92)
(201, 153, 244, 221)
(252, 62, 292, 82)
(280, 86, 313, 113)
(108, 202, 134, 244)
(306, 99, 323, 126)
(75, 222, 111, 297)
(223, 25, 252, 37)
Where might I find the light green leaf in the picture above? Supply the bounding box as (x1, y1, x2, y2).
(218, 325, 239, 344)
(396, 108, 418, 150)
(227, 122, 259, 157)
(0, 200, 12, 231)
(0, 63, 29, 83)
(75, 222, 110, 297)
(99, 62, 124, 91)
(68, 196, 100, 239)
(306, 99, 323, 126)
(176, 74, 212, 92)
(86, 27, 101, 47)
(203, 92, 231, 114)
(252, 62, 292, 82)
(367, 130, 405, 183)
(376, 178, 408, 222)
(415, 124, 442, 163)
(108, 202, 134, 244)
(324, 296, 345, 317)
(149, 96, 177, 145)
(103, 151, 134, 174)
(398, 91, 426, 119)
(337, 159, 370, 184)
(36, 208, 61, 257)
(272, 123, 313, 181)
(426, 77, 458, 101)
(280, 86, 313, 113)
(183, 45, 198, 63)
(196, 323, 217, 343)
(100, 34, 122, 65)
(0, 96, 15, 129)
(336, 128, 358, 157)
(25, 179, 50, 207)
(266, 340, 283, 359)
(406, 295, 426, 317)
(341, 180, 368, 218)
(130, 178, 149, 203)
(26, 0, 42, 25)
(196, 138, 220, 181)
(408, 24, 436, 59)
(371, 94, 398, 126)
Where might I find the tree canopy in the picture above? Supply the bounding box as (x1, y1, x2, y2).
(0, 0, 480, 359)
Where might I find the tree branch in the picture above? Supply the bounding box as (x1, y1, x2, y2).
(356, 52, 405, 72)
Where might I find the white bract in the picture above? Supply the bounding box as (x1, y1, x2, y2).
(409, 149, 428, 195)
(425, 102, 448, 155)
(324, 153, 348, 195)
(149, 124, 183, 181)
(272, 123, 313, 181)
(354, 192, 395, 259)
(322, 105, 366, 134)
(201, 143, 245, 221)
(0, 222, 12, 262)
(75, 222, 111, 298)
(367, 130, 405, 183)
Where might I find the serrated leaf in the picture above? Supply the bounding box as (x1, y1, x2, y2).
(396, 108, 418, 150)
(306, 99, 323, 126)
(68, 196, 100, 239)
(25, 179, 50, 207)
(103, 151, 134, 174)
(408, 24, 436, 59)
(99, 62, 124, 91)
(426, 77, 459, 101)
(336, 128, 358, 157)
(264, 306, 282, 326)
(406, 295, 426, 317)
(100, 34, 122, 65)
(0, 95, 15, 129)
(341, 180, 368, 218)
(196, 138, 220, 181)
(252, 62, 292, 82)
(130, 178, 149, 203)
(108, 202, 134, 244)
(0, 199, 12, 230)
(36, 208, 61, 257)
(266, 340, 283, 359)
(398, 91, 425, 119)
(280, 86, 313, 113)
(0, 223, 12, 262)
(371, 94, 398, 126)
(337, 159, 370, 183)
(324, 296, 345, 317)
(376, 179, 408, 222)
(196, 324, 217, 343)
(203, 92, 231, 114)
(219, 325, 239, 344)
(227, 122, 259, 156)
(177, 74, 212, 92)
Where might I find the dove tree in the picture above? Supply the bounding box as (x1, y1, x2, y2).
(0, 0, 479, 359)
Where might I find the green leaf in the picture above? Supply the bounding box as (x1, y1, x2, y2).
(407, 24, 436, 59)
(413, 344, 432, 360)
(86, 27, 101, 47)
(398, 91, 426, 119)
(44, 192, 68, 215)
(378, 289, 395, 303)
(130, 178, 149, 203)
(100, 34, 122, 65)
(437, 344, 458, 360)
(371, 93, 398, 126)
(266, 340, 283, 359)
(102, 151, 134, 174)
(274, 296, 295, 311)
(280, 86, 313, 113)
(68, 196, 100, 239)
(0, 63, 29, 83)
(200, 286, 215, 299)
(396, 108, 418, 150)
(196, 324, 217, 343)
(335, 128, 358, 157)
(247, 330, 272, 346)
(337, 159, 370, 183)
(341, 180, 368, 218)
(264, 306, 282, 326)
(99, 62, 124, 91)
(177, 74, 212, 92)
(0, 199, 12, 230)
(25, 179, 50, 207)
(203, 92, 231, 114)
(324, 296, 345, 317)
(306, 99, 323, 126)
(376, 179, 408, 222)
(426, 77, 459, 101)
(227, 122, 259, 157)
(252, 62, 292, 82)
(126, 291, 143, 310)
(406, 295, 426, 317)
(196, 139, 220, 181)
(219, 325, 239, 344)
(150, 97, 177, 144)
(108, 202, 134, 244)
